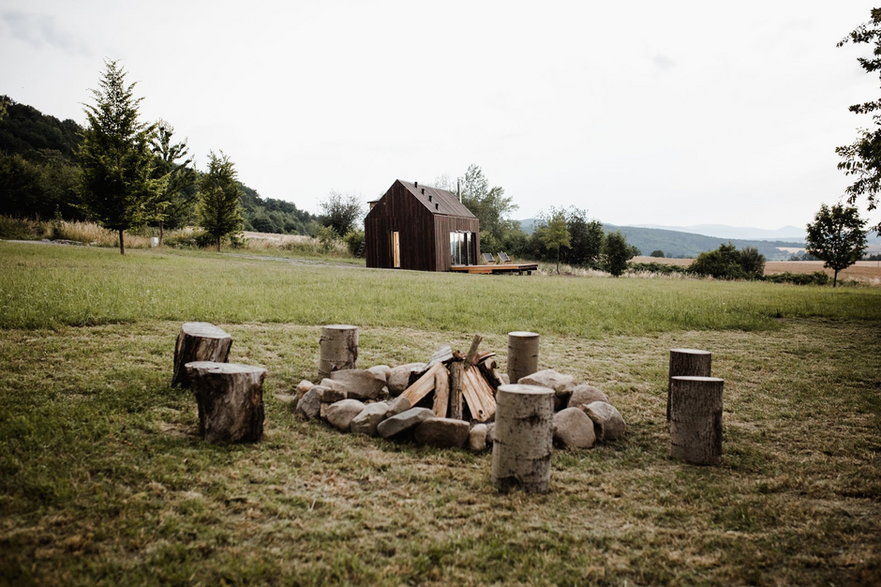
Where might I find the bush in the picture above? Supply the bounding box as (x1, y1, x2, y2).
(627, 262, 689, 275)
(764, 272, 830, 286)
(0, 215, 49, 240)
(343, 229, 364, 256)
(689, 243, 765, 280)
(650, 249, 665, 258)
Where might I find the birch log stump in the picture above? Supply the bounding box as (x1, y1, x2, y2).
(185, 361, 267, 443)
(318, 325, 359, 379)
(172, 322, 232, 388)
(669, 376, 723, 465)
(507, 331, 539, 384)
(667, 348, 712, 421)
(491, 384, 554, 493)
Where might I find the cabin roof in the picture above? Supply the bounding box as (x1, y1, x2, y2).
(397, 180, 476, 218)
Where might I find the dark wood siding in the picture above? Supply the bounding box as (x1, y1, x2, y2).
(365, 180, 480, 272)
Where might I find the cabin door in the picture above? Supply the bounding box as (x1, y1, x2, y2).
(391, 231, 401, 268)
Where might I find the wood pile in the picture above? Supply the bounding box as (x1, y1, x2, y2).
(399, 335, 503, 423)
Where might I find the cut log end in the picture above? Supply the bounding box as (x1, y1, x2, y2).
(172, 322, 232, 388)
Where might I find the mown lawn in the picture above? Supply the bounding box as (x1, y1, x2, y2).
(1, 242, 879, 585)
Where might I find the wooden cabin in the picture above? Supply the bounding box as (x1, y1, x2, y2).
(365, 180, 480, 271)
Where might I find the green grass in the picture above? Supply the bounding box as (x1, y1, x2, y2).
(1, 242, 879, 585)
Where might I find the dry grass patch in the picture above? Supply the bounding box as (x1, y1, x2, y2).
(1, 318, 878, 584)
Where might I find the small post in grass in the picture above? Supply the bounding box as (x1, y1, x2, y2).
(185, 361, 267, 443)
(172, 322, 232, 388)
(492, 384, 554, 493)
(667, 348, 712, 421)
(318, 324, 359, 379)
(507, 331, 539, 384)
(669, 375, 724, 465)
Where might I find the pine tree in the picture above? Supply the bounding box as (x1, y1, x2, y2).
(149, 121, 196, 244)
(198, 151, 243, 251)
(77, 60, 160, 254)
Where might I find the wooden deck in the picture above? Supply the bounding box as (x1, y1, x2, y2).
(449, 263, 538, 275)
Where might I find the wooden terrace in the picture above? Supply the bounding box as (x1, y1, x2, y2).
(449, 263, 539, 275)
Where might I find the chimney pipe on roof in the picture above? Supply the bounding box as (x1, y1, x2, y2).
(415, 181, 418, 189)
(428, 194, 432, 202)
(421, 188, 425, 195)
(457, 179, 461, 203)
(435, 203, 439, 210)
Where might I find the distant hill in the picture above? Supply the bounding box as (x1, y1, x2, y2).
(519, 218, 805, 260)
(633, 223, 806, 241)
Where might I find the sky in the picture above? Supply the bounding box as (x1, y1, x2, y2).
(1, 1, 879, 229)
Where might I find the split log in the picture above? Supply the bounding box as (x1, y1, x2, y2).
(667, 348, 712, 421)
(507, 331, 539, 384)
(669, 376, 723, 465)
(449, 361, 464, 420)
(491, 384, 554, 493)
(185, 361, 266, 443)
(400, 363, 444, 405)
(172, 322, 232, 388)
(318, 325, 359, 379)
(464, 335, 483, 365)
(432, 365, 450, 417)
(462, 366, 496, 422)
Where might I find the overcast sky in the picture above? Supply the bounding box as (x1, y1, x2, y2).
(2, 1, 878, 229)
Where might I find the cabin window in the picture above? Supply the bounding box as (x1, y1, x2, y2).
(450, 231, 475, 265)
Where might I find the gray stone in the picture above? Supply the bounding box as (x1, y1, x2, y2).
(320, 378, 349, 393)
(376, 407, 434, 438)
(467, 423, 488, 452)
(553, 407, 596, 449)
(329, 369, 387, 400)
(582, 401, 625, 441)
(325, 399, 366, 431)
(368, 365, 391, 382)
(518, 369, 576, 394)
(567, 384, 610, 409)
(414, 417, 470, 449)
(485, 422, 496, 447)
(314, 385, 346, 404)
(295, 379, 314, 401)
(296, 387, 321, 419)
(350, 402, 389, 436)
(385, 395, 412, 417)
(387, 363, 428, 395)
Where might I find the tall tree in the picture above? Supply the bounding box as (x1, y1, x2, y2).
(603, 231, 638, 277)
(837, 8, 881, 232)
(319, 191, 363, 236)
(198, 151, 243, 251)
(458, 164, 519, 253)
(805, 203, 868, 287)
(149, 120, 196, 243)
(77, 60, 160, 254)
(562, 207, 604, 268)
(535, 208, 570, 273)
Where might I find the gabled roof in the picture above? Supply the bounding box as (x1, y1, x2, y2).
(397, 180, 476, 218)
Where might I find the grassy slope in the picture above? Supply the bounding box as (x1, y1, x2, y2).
(1, 242, 879, 585)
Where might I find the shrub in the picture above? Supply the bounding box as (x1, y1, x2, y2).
(689, 243, 765, 280)
(627, 262, 689, 275)
(343, 229, 365, 256)
(764, 272, 830, 286)
(650, 249, 665, 258)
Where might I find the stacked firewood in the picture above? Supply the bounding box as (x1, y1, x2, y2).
(399, 335, 502, 422)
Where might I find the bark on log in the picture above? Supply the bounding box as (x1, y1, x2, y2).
(507, 331, 539, 384)
(318, 325, 359, 379)
(491, 384, 554, 493)
(185, 361, 267, 443)
(667, 348, 712, 421)
(172, 322, 232, 388)
(450, 361, 464, 420)
(669, 376, 723, 465)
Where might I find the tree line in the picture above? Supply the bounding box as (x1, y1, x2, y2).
(0, 67, 319, 252)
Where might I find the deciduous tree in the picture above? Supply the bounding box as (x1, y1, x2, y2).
(535, 209, 570, 273)
(837, 8, 881, 231)
(149, 120, 196, 243)
(319, 191, 362, 236)
(198, 151, 243, 251)
(602, 231, 638, 277)
(805, 203, 868, 287)
(77, 60, 161, 254)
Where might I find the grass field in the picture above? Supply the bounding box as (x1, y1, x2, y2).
(1, 242, 879, 585)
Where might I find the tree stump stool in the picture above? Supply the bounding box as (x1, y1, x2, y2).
(491, 384, 554, 493)
(667, 348, 712, 421)
(318, 324, 359, 379)
(507, 331, 539, 384)
(172, 322, 232, 388)
(669, 376, 724, 465)
(185, 361, 267, 443)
